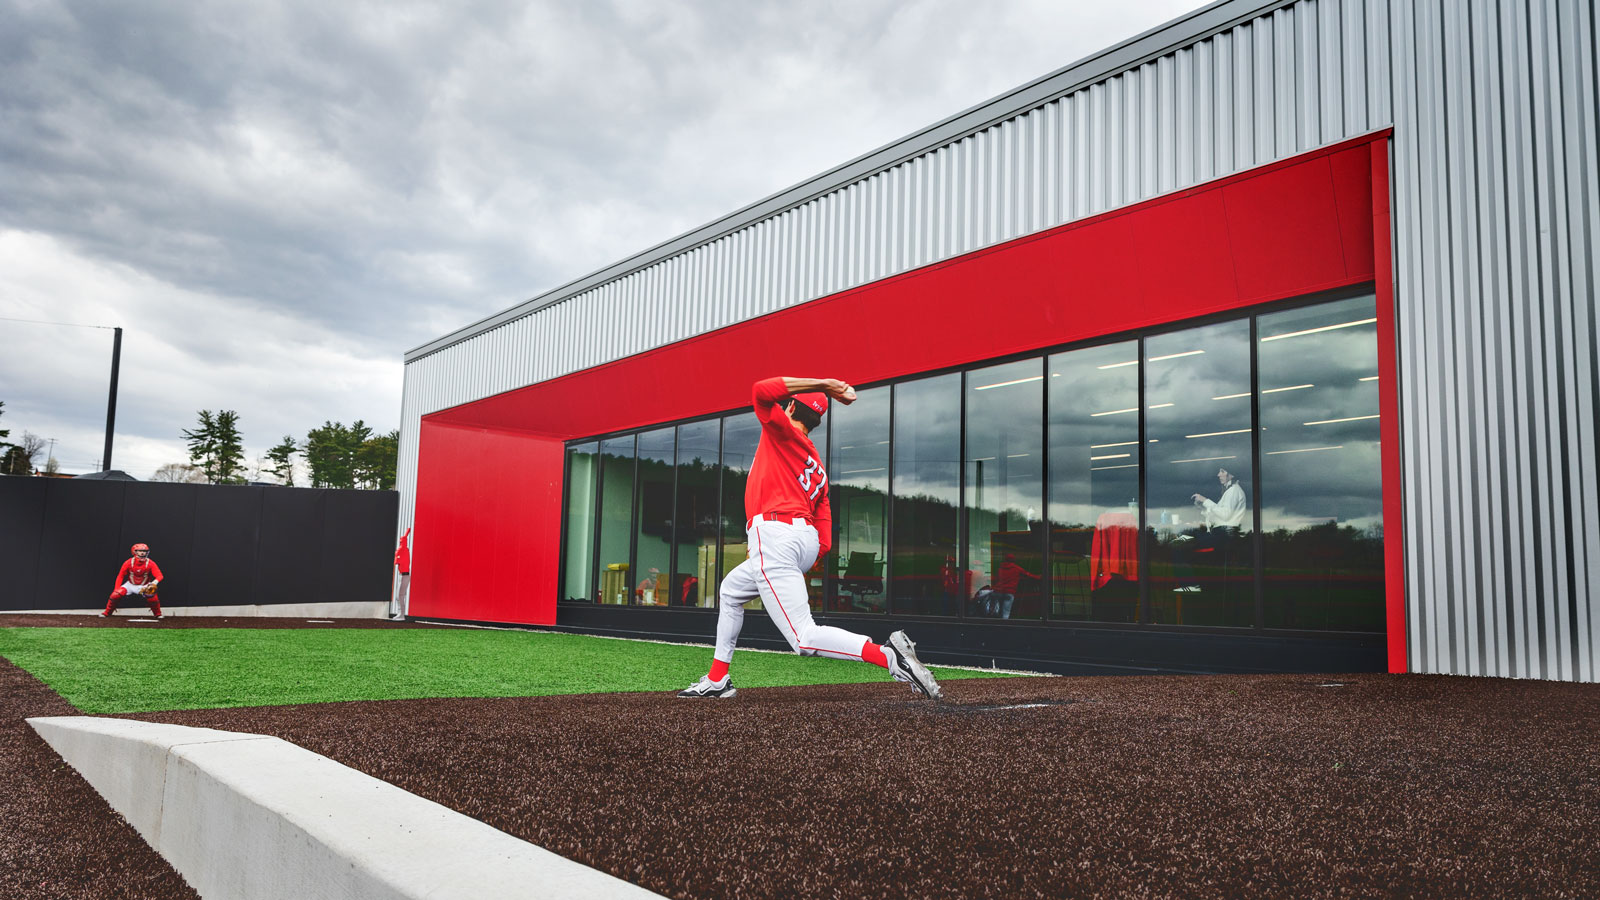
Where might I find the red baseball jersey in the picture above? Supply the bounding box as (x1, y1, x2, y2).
(114, 557, 163, 589)
(746, 377, 833, 555)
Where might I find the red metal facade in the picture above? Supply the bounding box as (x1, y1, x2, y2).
(414, 133, 1402, 667)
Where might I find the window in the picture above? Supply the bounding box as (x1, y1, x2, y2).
(1145, 321, 1255, 627)
(720, 414, 761, 610)
(1258, 296, 1383, 630)
(827, 386, 890, 613)
(673, 420, 721, 608)
(891, 374, 961, 616)
(965, 359, 1044, 621)
(595, 435, 635, 605)
(632, 427, 675, 606)
(1048, 341, 1141, 623)
(561, 442, 598, 602)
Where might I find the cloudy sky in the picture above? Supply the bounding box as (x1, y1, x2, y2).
(1, 0, 1201, 480)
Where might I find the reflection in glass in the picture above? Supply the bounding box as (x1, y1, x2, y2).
(1145, 321, 1255, 626)
(562, 442, 598, 602)
(632, 427, 674, 606)
(827, 386, 890, 613)
(1048, 342, 1141, 622)
(1258, 296, 1383, 630)
(720, 413, 761, 611)
(964, 360, 1044, 620)
(595, 436, 635, 605)
(892, 374, 961, 616)
(673, 420, 721, 608)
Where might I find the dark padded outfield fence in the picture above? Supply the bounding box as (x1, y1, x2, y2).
(0, 476, 398, 612)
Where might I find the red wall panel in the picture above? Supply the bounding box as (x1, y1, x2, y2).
(418, 133, 1399, 636)
(412, 421, 562, 625)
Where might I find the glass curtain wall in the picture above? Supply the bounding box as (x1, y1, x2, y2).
(633, 427, 675, 606)
(1047, 342, 1142, 622)
(719, 413, 761, 610)
(827, 386, 890, 613)
(1258, 296, 1384, 630)
(1144, 322, 1256, 626)
(564, 293, 1384, 634)
(595, 435, 636, 605)
(964, 360, 1044, 620)
(561, 442, 599, 602)
(673, 420, 721, 607)
(891, 374, 961, 616)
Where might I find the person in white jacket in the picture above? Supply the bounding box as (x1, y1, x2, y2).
(1173, 467, 1248, 592)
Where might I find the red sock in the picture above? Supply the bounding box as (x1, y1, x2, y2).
(709, 659, 730, 682)
(862, 641, 888, 669)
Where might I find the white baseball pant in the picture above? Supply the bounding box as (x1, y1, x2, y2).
(714, 518, 871, 663)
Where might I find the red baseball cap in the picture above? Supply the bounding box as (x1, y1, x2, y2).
(791, 392, 829, 416)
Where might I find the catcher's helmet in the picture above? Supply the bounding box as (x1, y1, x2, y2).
(131, 543, 149, 555)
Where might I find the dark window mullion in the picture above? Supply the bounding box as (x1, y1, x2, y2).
(1137, 335, 1149, 627)
(885, 384, 897, 617)
(958, 370, 968, 621)
(1250, 315, 1264, 631)
(1041, 355, 1053, 622)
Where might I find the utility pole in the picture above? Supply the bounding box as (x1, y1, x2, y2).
(103, 326, 122, 471)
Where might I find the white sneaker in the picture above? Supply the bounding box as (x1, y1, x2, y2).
(97, 611, 109, 618)
(886, 631, 944, 701)
(676, 675, 736, 699)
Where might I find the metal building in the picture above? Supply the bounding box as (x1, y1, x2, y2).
(398, 0, 1598, 682)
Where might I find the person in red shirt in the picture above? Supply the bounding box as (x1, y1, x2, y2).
(986, 553, 1038, 619)
(102, 543, 164, 619)
(677, 376, 943, 700)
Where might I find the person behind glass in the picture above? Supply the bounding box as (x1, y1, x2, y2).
(101, 543, 163, 618)
(985, 553, 1038, 619)
(1173, 467, 1247, 592)
(677, 376, 944, 700)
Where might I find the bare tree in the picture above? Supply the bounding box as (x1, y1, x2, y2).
(1, 432, 44, 476)
(150, 462, 207, 483)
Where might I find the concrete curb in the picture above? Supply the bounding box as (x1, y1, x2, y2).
(28, 716, 664, 900)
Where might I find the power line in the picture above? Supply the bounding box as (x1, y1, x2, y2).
(0, 315, 118, 330)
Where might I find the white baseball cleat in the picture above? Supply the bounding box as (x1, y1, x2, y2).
(676, 675, 737, 699)
(886, 631, 943, 701)
(97, 611, 109, 618)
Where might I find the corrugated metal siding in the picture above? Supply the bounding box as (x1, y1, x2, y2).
(397, 0, 1599, 681)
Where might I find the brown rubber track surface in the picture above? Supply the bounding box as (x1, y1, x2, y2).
(5, 615, 1600, 899)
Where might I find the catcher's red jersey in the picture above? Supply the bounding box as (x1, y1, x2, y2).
(114, 557, 163, 588)
(746, 377, 832, 554)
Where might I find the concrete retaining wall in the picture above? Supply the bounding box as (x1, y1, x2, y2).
(28, 716, 662, 900)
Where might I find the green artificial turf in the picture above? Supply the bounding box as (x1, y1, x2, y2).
(0, 627, 1017, 714)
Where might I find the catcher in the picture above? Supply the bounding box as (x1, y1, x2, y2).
(101, 543, 164, 619)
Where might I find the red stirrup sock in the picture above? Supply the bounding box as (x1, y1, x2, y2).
(861, 641, 889, 669)
(708, 659, 730, 682)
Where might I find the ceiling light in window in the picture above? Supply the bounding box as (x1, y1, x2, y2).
(1170, 455, 1238, 463)
(1091, 407, 1138, 417)
(1091, 453, 1131, 461)
(974, 375, 1044, 390)
(1260, 317, 1378, 342)
(1091, 441, 1139, 449)
(1265, 445, 1344, 455)
(1212, 392, 1252, 400)
(1147, 350, 1205, 362)
(1096, 360, 1138, 369)
(1262, 384, 1314, 394)
(1304, 415, 1380, 426)
(1185, 428, 1252, 439)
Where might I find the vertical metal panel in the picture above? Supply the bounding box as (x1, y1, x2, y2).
(396, 0, 1599, 681)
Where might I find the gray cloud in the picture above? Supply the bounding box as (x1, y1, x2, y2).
(2, 0, 1200, 477)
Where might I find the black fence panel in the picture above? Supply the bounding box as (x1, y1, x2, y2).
(189, 485, 263, 608)
(0, 478, 48, 608)
(320, 489, 398, 607)
(34, 479, 128, 608)
(255, 488, 326, 604)
(118, 482, 200, 606)
(0, 476, 398, 612)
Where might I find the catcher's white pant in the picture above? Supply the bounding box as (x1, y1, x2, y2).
(714, 518, 871, 663)
(120, 581, 157, 596)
